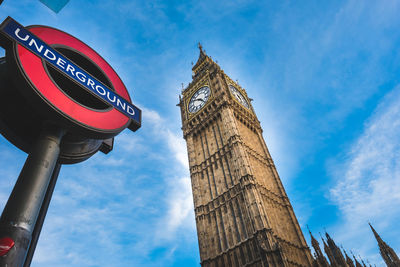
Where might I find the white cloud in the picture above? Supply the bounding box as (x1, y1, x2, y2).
(166, 130, 189, 170)
(158, 176, 195, 241)
(330, 85, 400, 260)
(143, 107, 163, 127)
(141, 108, 194, 239)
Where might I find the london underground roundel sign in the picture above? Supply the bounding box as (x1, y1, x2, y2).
(0, 17, 141, 139)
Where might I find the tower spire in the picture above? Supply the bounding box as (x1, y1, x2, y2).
(343, 248, 355, 267)
(322, 236, 338, 266)
(360, 257, 367, 267)
(191, 43, 220, 77)
(198, 42, 203, 53)
(197, 42, 207, 59)
(369, 223, 400, 266)
(308, 227, 329, 267)
(325, 232, 347, 266)
(351, 251, 363, 267)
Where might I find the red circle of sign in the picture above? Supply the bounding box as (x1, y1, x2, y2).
(16, 26, 130, 131)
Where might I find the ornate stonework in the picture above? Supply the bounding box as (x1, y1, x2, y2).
(178, 45, 313, 267)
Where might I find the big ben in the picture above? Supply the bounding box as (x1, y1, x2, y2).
(178, 45, 313, 267)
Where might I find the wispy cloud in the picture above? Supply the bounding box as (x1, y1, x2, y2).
(142, 108, 194, 238)
(330, 85, 400, 262)
(157, 176, 194, 240)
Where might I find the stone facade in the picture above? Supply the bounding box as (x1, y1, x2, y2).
(178, 45, 313, 267)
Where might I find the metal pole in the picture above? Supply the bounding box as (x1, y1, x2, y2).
(23, 162, 62, 267)
(0, 124, 64, 266)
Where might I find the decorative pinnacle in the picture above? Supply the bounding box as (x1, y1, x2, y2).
(368, 223, 382, 241)
(319, 232, 324, 240)
(350, 250, 358, 259)
(307, 225, 316, 238)
(307, 225, 314, 240)
(198, 42, 203, 53)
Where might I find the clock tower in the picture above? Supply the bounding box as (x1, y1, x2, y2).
(178, 45, 313, 267)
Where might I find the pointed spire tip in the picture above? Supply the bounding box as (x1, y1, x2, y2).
(198, 42, 203, 53)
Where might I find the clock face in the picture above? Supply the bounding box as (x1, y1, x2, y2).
(188, 86, 211, 113)
(229, 85, 249, 108)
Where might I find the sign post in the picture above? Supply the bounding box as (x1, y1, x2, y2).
(0, 124, 64, 266)
(23, 162, 62, 267)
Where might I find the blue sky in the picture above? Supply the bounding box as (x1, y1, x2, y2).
(0, 0, 400, 266)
